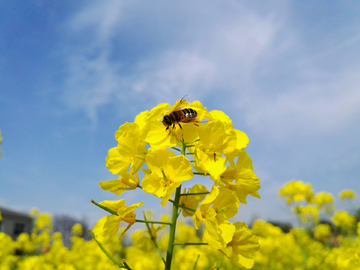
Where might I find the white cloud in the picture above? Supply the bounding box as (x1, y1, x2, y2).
(58, 0, 288, 123)
(130, 51, 217, 99)
(61, 49, 120, 124)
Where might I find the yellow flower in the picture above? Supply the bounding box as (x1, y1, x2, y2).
(251, 220, 283, 237)
(106, 122, 147, 175)
(339, 189, 356, 200)
(212, 187, 240, 221)
(312, 192, 334, 207)
(179, 184, 208, 217)
(71, 223, 83, 237)
(295, 205, 319, 223)
(332, 210, 356, 230)
(134, 102, 171, 130)
(194, 186, 239, 249)
(206, 110, 249, 152)
(175, 221, 201, 243)
(131, 230, 155, 252)
(206, 110, 233, 128)
(279, 180, 314, 205)
(34, 213, 52, 229)
(220, 150, 261, 204)
(312, 192, 334, 213)
(314, 224, 331, 240)
(194, 120, 236, 182)
(142, 149, 193, 206)
(141, 98, 207, 148)
(93, 199, 143, 244)
(219, 222, 259, 269)
(99, 172, 139, 195)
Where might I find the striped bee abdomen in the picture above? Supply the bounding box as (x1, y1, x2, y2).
(182, 108, 197, 119)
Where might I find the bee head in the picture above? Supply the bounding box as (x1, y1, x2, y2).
(162, 115, 172, 127)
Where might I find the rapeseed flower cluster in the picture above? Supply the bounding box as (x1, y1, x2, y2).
(279, 180, 337, 227)
(339, 189, 356, 200)
(91, 97, 261, 269)
(251, 181, 360, 270)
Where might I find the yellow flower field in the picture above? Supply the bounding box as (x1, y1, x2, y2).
(1, 182, 359, 270)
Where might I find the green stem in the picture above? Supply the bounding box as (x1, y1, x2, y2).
(169, 199, 196, 213)
(91, 200, 171, 225)
(193, 172, 207, 176)
(192, 255, 200, 270)
(91, 200, 117, 215)
(180, 192, 210, 196)
(165, 140, 187, 270)
(135, 220, 172, 225)
(173, 242, 208, 246)
(89, 230, 130, 269)
(165, 185, 182, 270)
(143, 212, 166, 265)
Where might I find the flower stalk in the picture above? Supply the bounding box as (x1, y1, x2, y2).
(165, 140, 187, 270)
(89, 230, 130, 269)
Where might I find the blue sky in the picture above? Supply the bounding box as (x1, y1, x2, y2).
(1, 1, 360, 227)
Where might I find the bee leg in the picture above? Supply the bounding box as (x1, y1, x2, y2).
(165, 126, 171, 135)
(194, 122, 199, 127)
(178, 123, 184, 141)
(168, 124, 175, 135)
(214, 153, 216, 162)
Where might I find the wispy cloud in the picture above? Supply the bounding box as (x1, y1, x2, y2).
(58, 1, 289, 123)
(244, 67, 360, 139)
(58, 1, 125, 125)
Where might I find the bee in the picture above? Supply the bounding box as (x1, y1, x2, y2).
(162, 95, 199, 136)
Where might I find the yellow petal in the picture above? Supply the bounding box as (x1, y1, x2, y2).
(234, 129, 249, 150)
(142, 121, 177, 149)
(105, 147, 130, 174)
(219, 221, 235, 245)
(146, 149, 175, 176)
(142, 172, 165, 198)
(99, 199, 126, 211)
(93, 215, 121, 244)
(164, 155, 193, 183)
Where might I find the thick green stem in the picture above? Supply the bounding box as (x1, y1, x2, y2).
(165, 185, 182, 270)
(165, 140, 187, 270)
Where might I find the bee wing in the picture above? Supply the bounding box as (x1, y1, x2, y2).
(180, 94, 190, 102)
(173, 95, 190, 111)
